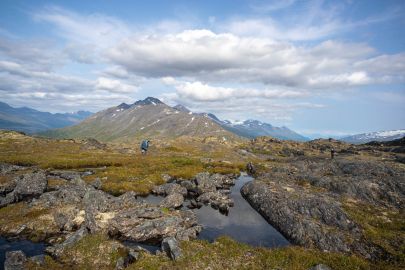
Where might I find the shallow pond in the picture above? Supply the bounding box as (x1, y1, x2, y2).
(0, 175, 289, 264)
(140, 175, 289, 248)
(0, 237, 46, 269)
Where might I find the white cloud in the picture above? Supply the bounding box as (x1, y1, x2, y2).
(109, 29, 403, 90)
(0, 4, 403, 125)
(95, 77, 137, 93)
(163, 78, 307, 102)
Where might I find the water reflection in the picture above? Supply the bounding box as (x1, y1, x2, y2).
(0, 237, 46, 268)
(140, 175, 289, 248)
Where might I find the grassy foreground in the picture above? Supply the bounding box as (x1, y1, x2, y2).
(26, 235, 389, 270)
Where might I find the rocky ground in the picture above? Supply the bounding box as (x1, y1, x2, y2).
(0, 160, 240, 269)
(0, 131, 404, 269)
(241, 137, 404, 266)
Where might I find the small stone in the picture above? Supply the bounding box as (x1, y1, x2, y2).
(91, 178, 102, 189)
(308, 264, 332, 270)
(128, 249, 141, 262)
(161, 237, 182, 261)
(115, 257, 126, 270)
(30, 254, 45, 266)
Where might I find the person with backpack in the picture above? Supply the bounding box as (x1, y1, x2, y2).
(141, 139, 150, 155)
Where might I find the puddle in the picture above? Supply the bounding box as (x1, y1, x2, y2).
(0, 237, 46, 269)
(139, 175, 289, 248)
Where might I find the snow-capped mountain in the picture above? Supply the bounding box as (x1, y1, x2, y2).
(174, 105, 308, 141)
(342, 129, 405, 144)
(217, 119, 308, 141)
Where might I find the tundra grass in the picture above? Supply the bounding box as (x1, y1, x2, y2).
(130, 236, 378, 270)
(343, 201, 405, 266)
(0, 131, 244, 195)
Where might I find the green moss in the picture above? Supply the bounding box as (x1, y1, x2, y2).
(60, 234, 126, 269)
(161, 207, 170, 214)
(130, 236, 373, 270)
(343, 202, 405, 265)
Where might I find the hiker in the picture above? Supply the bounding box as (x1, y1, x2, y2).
(141, 139, 150, 155)
(330, 148, 335, 159)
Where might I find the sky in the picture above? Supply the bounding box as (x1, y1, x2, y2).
(0, 0, 404, 137)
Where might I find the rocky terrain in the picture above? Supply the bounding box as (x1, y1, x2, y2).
(0, 131, 404, 269)
(0, 163, 210, 268)
(241, 137, 404, 265)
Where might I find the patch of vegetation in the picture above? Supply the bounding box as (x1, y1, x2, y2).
(25, 255, 66, 270)
(47, 178, 69, 189)
(59, 234, 127, 269)
(131, 236, 374, 270)
(343, 201, 405, 267)
(0, 202, 56, 241)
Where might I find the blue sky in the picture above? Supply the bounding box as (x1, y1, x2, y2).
(0, 0, 404, 137)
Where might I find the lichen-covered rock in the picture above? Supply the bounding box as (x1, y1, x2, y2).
(152, 183, 187, 197)
(241, 180, 385, 260)
(46, 226, 89, 258)
(161, 237, 182, 260)
(109, 208, 199, 243)
(0, 171, 47, 208)
(4, 250, 27, 270)
(159, 193, 184, 209)
(197, 191, 233, 212)
(29, 255, 45, 266)
(195, 172, 216, 194)
(91, 178, 102, 189)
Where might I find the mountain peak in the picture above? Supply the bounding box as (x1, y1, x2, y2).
(117, 103, 131, 109)
(173, 104, 190, 113)
(133, 97, 163, 106)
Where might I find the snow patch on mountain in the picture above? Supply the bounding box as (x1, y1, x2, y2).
(342, 129, 405, 144)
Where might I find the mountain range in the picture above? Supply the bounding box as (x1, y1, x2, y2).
(40, 97, 237, 142)
(39, 97, 310, 142)
(4, 98, 401, 144)
(0, 101, 92, 134)
(341, 129, 405, 144)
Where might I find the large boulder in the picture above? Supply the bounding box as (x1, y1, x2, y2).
(241, 180, 385, 260)
(14, 171, 47, 200)
(1, 171, 47, 208)
(109, 208, 199, 243)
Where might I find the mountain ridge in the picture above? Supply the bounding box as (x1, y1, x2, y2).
(341, 129, 405, 144)
(40, 98, 237, 142)
(0, 101, 92, 134)
(174, 104, 308, 141)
